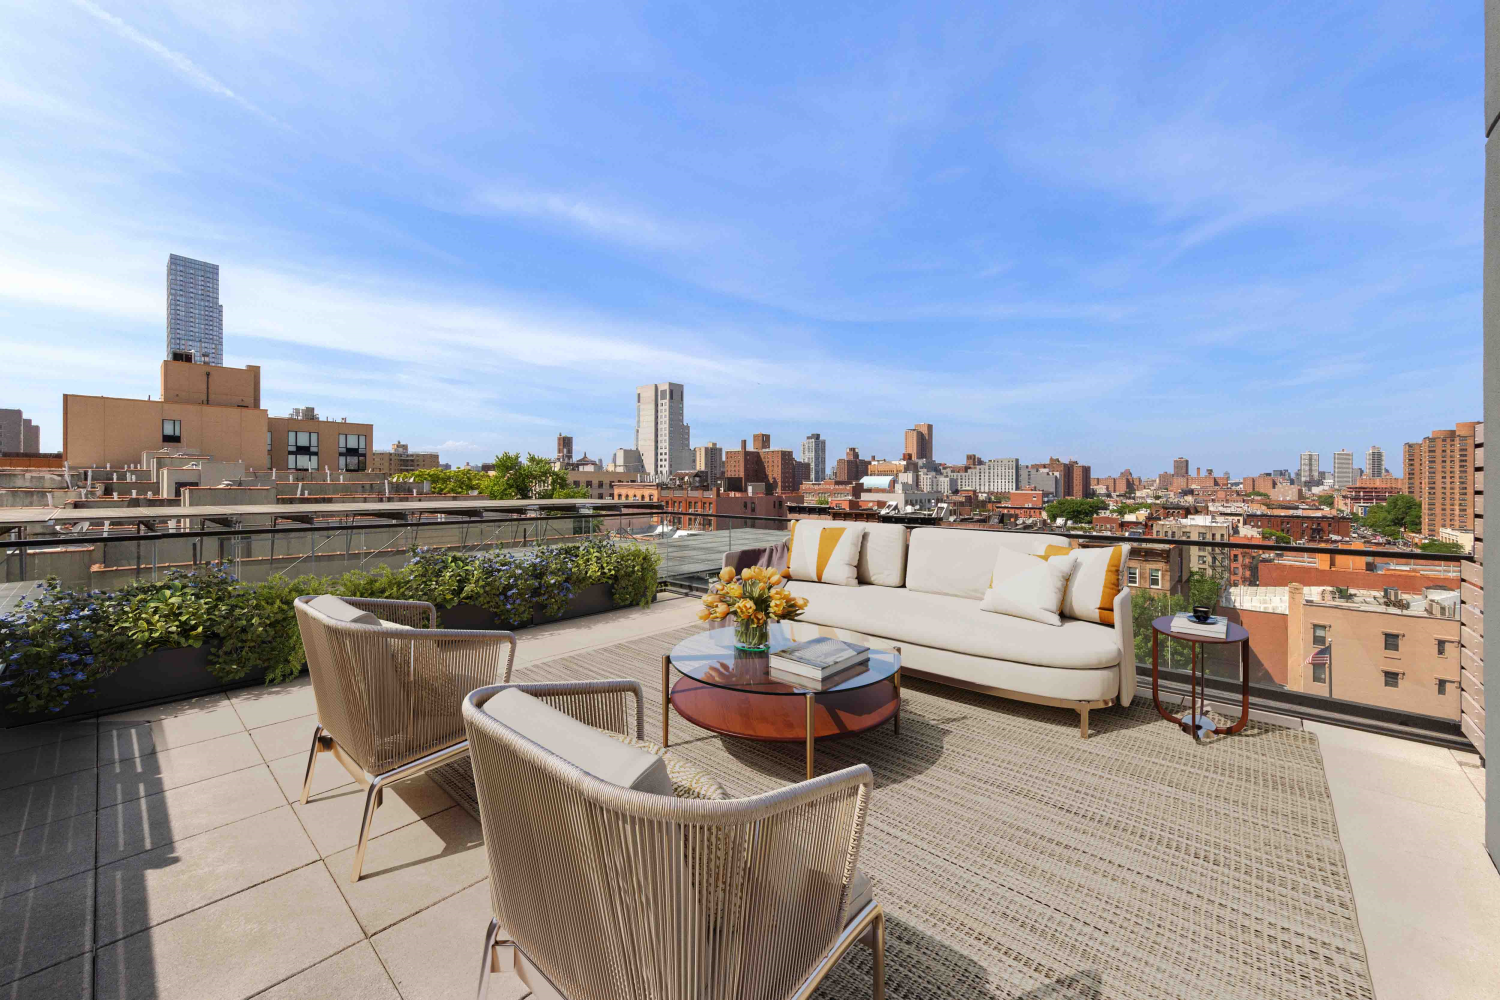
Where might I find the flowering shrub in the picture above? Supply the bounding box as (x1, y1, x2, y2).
(0, 540, 660, 716)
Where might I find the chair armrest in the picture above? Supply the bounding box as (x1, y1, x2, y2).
(1113, 588, 1135, 707)
(473, 679, 643, 739)
(341, 597, 437, 629)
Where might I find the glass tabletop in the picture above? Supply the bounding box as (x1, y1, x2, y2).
(669, 622, 899, 696)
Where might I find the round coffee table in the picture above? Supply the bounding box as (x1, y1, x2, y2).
(662, 624, 901, 779)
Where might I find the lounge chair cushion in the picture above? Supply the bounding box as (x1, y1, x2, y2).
(308, 594, 379, 626)
(483, 688, 674, 796)
(843, 869, 873, 926)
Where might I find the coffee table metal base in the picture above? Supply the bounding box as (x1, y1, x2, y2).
(663, 655, 900, 779)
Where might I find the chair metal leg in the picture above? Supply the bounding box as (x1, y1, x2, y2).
(477, 917, 500, 1000)
(871, 908, 886, 1000)
(299, 725, 325, 805)
(350, 778, 383, 882)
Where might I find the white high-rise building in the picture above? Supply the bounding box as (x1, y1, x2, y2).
(634, 383, 691, 480)
(1298, 451, 1320, 486)
(1366, 445, 1386, 479)
(958, 457, 1020, 493)
(1332, 450, 1355, 490)
(802, 433, 827, 482)
(166, 254, 223, 366)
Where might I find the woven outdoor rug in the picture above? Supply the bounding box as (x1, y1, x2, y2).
(434, 625, 1373, 1000)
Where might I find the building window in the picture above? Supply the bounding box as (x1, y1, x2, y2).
(1436, 639, 1450, 656)
(1382, 671, 1400, 688)
(1312, 624, 1327, 645)
(1437, 679, 1451, 696)
(1312, 663, 1326, 684)
(162, 418, 182, 443)
(1382, 633, 1400, 653)
(1127, 566, 1139, 586)
(337, 433, 367, 472)
(288, 430, 319, 471)
(1149, 568, 1161, 589)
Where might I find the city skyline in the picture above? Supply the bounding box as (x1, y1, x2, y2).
(0, 4, 1481, 471)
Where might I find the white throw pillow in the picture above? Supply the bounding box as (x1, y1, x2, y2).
(785, 520, 867, 587)
(979, 548, 1077, 626)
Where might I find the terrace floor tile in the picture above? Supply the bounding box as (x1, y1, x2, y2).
(248, 941, 399, 1000)
(99, 692, 230, 725)
(97, 732, 262, 808)
(247, 713, 317, 764)
(0, 768, 97, 837)
(227, 676, 316, 730)
(96, 806, 320, 946)
(0, 809, 96, 901)
(0, 719, 97, 756)
(0, 869, 94, 987)
(97, 703, 247, 765)
(287, 771, 454, 859)
(371, 881, 529, 1000)
(2, 951, 94, 999)
(93, 863, 362, 1000)
(0, 733, 99, 791)
(96, 763, 285, 865)
(326, 806, 487, 935)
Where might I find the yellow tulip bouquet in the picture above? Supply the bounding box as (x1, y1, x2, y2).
(699, 565, 809, 650)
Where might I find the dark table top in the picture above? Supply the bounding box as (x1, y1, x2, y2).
(1151, 614, 1249, 645)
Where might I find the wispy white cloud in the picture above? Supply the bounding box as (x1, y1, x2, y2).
(67, 0, 286, 128)
(468, 185, 703, 249)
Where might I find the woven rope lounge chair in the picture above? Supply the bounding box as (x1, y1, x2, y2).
(463, 679, 886, 1000)
(293, 594, 516, 881)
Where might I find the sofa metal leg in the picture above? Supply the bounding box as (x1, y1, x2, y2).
(1079, 706, 1090, 739)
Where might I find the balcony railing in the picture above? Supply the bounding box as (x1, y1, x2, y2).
(1, 503, 1471, 749)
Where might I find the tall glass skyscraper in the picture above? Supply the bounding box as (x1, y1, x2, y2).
(166, 254, 223, 366)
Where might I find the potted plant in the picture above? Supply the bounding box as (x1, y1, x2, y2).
(699, 565, 807, 650)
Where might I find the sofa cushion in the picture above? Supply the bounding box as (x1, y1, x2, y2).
(482, 688, 674, 796)
(979, 549, 1076, 627)
(857, 523, 908, 588)
(1037, 543, 1129, 626)
(785, 580, 1120, 670)
(308, 594, 379, 626)
(786, 520, 865, 587)
(905, 528, 1071, 600)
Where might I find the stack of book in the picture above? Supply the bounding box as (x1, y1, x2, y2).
(1170, 612, 1228, 639)
(769, 637, 870, 689)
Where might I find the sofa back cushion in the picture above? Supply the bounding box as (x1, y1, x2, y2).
(786, 520, 866, 587)
(857, 523, 908, 588)
(906, 528, 1074, 600)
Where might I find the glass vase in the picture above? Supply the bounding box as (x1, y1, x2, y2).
(733, 617, 770, 651)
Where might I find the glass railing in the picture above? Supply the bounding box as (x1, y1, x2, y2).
(1, 503, 1470, 746)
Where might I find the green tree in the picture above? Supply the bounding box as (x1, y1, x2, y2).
(1261, 529, 1293, 544)
(1418, 540, 1464, 554)
(1112, 501, 1150, 515)
(1360, 494, 1421, 539)
(395, 453, 587, 500)
(1316, 493, 1335, 508)
(1243, 490, 1269, 498)
(814, 495, 830, 506)
(1043, 497, 1109, 524)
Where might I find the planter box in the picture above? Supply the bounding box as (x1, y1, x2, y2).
(0, 645, 266, 728)
(440, 583, 619, 632)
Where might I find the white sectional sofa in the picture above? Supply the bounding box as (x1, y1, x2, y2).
(726, 522, 1134, 737)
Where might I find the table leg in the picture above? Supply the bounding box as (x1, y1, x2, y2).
(1151, 628, 1176, 723)
(892, 645, 902, 737)
(1225, 638, 1252, 734)
(805, 693, 815, 781)
(661, 654, 670, 748)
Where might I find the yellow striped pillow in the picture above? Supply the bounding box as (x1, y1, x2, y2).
(1036, 544, 1127, 625)
(784, 521, 865, 587)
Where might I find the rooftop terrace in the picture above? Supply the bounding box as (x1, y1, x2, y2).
(1, 596, 1494, 999)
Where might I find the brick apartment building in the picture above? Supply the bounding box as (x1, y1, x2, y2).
(1092, 469, 1138, 494)
(834, 447, 870, 483)
(1242, 475, 1279, 494)
(1040, 457, 1092, 498)
(1403, 422, 1477, 537)
(610, 482, 787, 527)
(1242, 511, 1351, 542)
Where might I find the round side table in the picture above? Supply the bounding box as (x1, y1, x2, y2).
(1150, 615, 1251, 742)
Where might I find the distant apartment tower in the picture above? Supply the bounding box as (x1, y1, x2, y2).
(801, 433, 827, 482)
(903, 423, 934, 462)
(1365, 445, 1386, 479)
(751, 433, 771, 451)
(1173, 457, 1189, 476)
(556, 434, 573, 466)
(1041, 457, 1091, 498)
(1332, 450, 1355, 490)
(1403, 423, 1478, 536)
(834, 447, 869, 483)
(1298, 451, 1320, 487)
(694, 442, 724, 484)
(635, 383, 691, 478)
(964, 453, 982, 468)
(165, 254, 224, 366)
(0, 409, 40, 453)
(367, 441, 439, 475)
(961, 458, 1019, 493)
(608, 448, 646, 474)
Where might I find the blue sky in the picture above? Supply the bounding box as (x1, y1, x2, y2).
(0, 1, 1481, 477)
